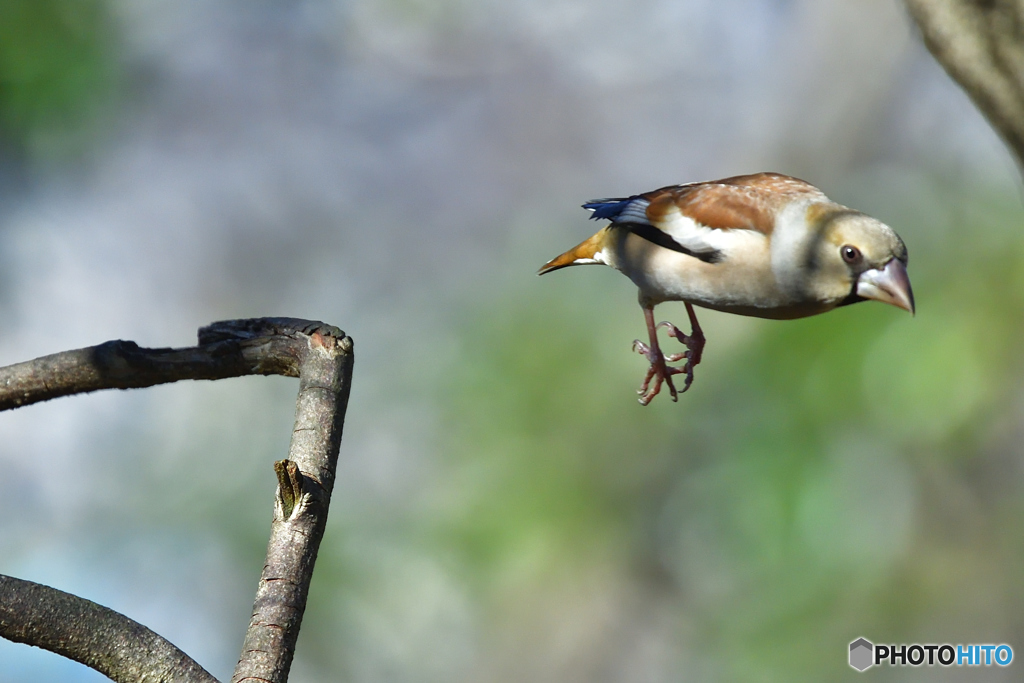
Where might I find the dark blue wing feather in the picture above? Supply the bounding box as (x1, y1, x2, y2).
(582, 197, 635, 220)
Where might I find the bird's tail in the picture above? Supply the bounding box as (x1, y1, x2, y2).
(538, 227, 611, 275)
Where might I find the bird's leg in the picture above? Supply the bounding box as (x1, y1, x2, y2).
(657, 302, 705, 393)
(632, 303, 685, 405)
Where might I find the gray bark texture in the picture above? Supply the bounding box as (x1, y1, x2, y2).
(0, 318, 354, 683)
(0, 575, 220, 683)
(231, 322, 354, 683)
(904, 0, 1024, 170)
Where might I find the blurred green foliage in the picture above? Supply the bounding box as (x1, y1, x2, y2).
(0, 0, 119, 159)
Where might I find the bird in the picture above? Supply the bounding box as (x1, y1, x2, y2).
(539, 172, 914, 405)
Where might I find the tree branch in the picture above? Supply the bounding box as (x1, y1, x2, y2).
(0, 575, 219, 683)
(0, 316, 342, 411)
(904, 0, 1024, 170)
(231, 323, 353, 683)
(0, 318, 355, 683)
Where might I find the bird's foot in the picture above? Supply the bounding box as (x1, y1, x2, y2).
(629, 321, 705, 404)
(658, 320, 705, 394)
(632, 340, 686, 405)
(659, 320, 705, 364)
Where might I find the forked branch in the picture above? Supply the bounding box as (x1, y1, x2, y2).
(0, 317, 354, 683)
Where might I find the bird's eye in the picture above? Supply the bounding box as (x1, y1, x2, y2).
(841, 245, 861, 264)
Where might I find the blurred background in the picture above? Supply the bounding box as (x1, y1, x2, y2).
(0, 0, 1022, 680)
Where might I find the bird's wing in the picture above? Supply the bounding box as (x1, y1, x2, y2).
(584, 173, 825, 262)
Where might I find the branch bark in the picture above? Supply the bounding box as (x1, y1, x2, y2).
(0, 317, 335, 411)
(231, 323, 354, 683)
(0, 575, 219, 683)
(0, 317, 355, 683)
(904, 0, 1024, 170)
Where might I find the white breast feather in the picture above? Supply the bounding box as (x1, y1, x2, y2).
(770, 200, 814, 295)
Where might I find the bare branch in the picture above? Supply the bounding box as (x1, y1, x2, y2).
(904, 0, 1024, 169)
(0, 316, 342, 411)
(231, 324, 354, 683)
(0, 575, 219, 683)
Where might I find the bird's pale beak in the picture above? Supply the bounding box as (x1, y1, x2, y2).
(856, 258, 915, 314)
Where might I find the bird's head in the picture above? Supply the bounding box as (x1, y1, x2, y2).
(804, 205, 914, 314)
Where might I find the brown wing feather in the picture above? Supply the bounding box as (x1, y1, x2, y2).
(715, 172, 824, 195)
(642, 172, 825, 236)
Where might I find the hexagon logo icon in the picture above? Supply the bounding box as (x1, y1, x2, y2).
(849, 638, 874, 671)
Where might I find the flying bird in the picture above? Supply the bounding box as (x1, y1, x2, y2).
(539, 172, 914, 405)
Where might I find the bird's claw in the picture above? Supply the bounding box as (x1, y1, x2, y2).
(634, 319, 705, 405)
(658, 321, 705, 367)
(632, 339, 651, 357)
(636, 355, 685, 405)
(634, 343, 684, 405)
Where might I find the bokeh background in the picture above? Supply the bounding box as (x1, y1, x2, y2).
(1, 0, 1022, 680)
